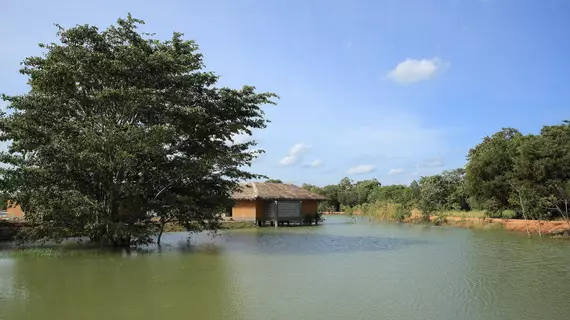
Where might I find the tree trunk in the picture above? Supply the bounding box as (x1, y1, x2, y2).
(522, 214, 531, 239)
(564, 201, 570, 232)
(517, 189, 531, 239)
(157, 221, 165, 246)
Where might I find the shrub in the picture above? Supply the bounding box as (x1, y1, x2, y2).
(431, 215, 448, 226)
(355, 202, 411, 222)
(485, 211, 503, 219)
(342, 205, 354, 216)
(394, 206, 412, 222)
(501, 210, 516, 219)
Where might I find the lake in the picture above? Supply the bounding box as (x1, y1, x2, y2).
(1, 216, 570, 320)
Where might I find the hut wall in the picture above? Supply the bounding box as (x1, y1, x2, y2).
(255, 200, 265, 219)
(232, 200, 257, 220)
(301, 200, 319, 216)
(6, 201, 24, 219)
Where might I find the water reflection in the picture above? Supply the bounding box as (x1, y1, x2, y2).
(0, 259, 26, 300)
(218, 230, 426, 255)
(1, 248, 241, 320)
(462, 234, 570, 319)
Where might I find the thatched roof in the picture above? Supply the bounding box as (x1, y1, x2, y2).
(232, 182, 327, 201)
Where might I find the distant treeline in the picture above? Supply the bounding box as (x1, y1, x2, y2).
(297, 121, 570, 225)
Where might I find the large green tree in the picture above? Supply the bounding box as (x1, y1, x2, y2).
(443, 168, 470, 211)
(369, 185, 413, 207)
(354, 178, 381, 205)
(414, 168, 469, 217)
(320, 184, 341, 212)
(511, 122, 570, 227)
(465, 128, 522, 213)
(0, 15, 276, 246)
(539, 121, 570, 228)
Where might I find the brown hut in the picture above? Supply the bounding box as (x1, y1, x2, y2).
(2, 201, 24, 220)
(231, 182, 327, 225)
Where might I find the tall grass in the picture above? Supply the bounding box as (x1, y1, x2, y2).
(352, 202, 411, 222)
(439, 210, 487, 219)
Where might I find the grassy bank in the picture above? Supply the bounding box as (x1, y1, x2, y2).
(162, 220, 256, 232)
(219, 221, 257, 229)
(343, 204, 569, 237)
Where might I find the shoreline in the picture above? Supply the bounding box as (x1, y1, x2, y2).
(324, 212, 570, 237)
(439, 216, 570, 236)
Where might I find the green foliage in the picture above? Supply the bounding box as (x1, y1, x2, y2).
(336, 177, 358, 207)
(301, 183, 340, 212)
(431, 214, 448, 226)
(354, 179, 381, 205)
(417, 168, 470, 216)
(394, 205, 412, 222)
(350, 201, 410, 222)
(466, 128, 522, 213)
(0, 15, 276, 246)
(265, 179, 283, 183)
(368, 185, 412, 206)
(501, 210, 516, 219)
(462, 121, 570, 228)
(485, 209, 516, 219)
(341, 205, 354, 216)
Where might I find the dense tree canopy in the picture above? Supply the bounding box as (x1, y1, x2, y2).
(0, 15, 276, 246)
(466, 128, 522, 213)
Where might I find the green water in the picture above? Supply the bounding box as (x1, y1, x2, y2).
(1, 216, 570, 320)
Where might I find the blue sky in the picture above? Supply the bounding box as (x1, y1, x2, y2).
(1, 0, 569, 186)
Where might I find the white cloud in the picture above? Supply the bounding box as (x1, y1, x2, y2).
(418, 157, 446, 168)
(387, 57, 448, 85)
(388, 168, 405, 175)
(279, 155, 297, 166)
(347, 165, 376, 175)
(289, 143, 311, 156)
(279, 143, 311, 166)
(304, 159, 324, 168)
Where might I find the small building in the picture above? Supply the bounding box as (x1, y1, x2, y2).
(3, 201, 24, 220)
(231, 182, 327, 226)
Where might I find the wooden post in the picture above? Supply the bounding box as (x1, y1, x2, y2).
(274, 200, 279, 228)
(299, 200, 303, 226)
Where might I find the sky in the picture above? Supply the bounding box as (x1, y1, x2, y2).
(1, 0, 569, 186)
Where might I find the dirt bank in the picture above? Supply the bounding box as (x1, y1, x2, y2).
(444, 216, 570, 235)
